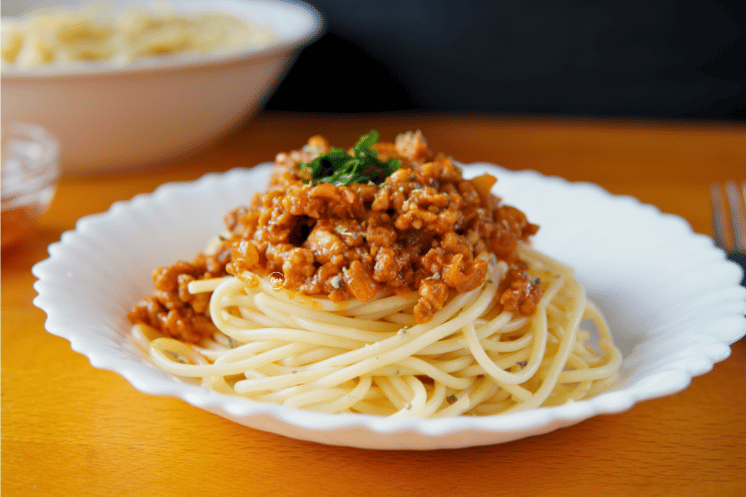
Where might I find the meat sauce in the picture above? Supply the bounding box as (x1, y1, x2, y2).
(129, 131, 542, 342)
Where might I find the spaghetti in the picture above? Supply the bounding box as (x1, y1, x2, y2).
(129, 131, 622, 417)
(2, 3, 276, 68)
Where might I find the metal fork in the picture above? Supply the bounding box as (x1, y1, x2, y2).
(710, 180, 746, 286)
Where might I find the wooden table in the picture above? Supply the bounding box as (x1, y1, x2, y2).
(3, 112, 745, 496)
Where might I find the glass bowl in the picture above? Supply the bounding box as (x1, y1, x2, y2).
(1, 122, 60, 248)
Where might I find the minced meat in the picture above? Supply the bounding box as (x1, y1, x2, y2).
(129, 131, 542, 342)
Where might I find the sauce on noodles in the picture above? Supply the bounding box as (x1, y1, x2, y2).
(127, 131, 622, 417)
(129, 131, 543, 342)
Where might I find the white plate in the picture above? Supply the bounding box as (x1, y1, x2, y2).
(32, 164, 746, 449)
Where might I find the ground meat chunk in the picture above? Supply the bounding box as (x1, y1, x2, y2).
(414, 277, 450, 323)
(303, 220, 346, 264)
(373, 246, 409, 284)
(499, 263, 543, 315)
(128, 243, 230, 342)
(395, 130, 431, 162)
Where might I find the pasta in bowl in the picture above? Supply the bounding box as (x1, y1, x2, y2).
(0, 0, 322, 173)
(32, 132, 746, 449)
(2, 1, 278, 68)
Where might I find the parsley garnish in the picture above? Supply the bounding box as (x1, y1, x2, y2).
(299, 130, 401, 186)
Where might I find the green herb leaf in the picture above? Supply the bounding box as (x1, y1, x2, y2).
(353, 130, 380, 156)
(300, 130, 401, 186)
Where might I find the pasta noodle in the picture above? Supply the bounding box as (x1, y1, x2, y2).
(1, 2, 276, 68)
(132, 244, 622, 417)
(128, 130, 622, 418)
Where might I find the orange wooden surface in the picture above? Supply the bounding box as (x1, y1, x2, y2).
(3, 112, 745, 496)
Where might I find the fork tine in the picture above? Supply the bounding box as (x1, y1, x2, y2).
(710, 182, 728, 249)
(725, 180, 746, 251)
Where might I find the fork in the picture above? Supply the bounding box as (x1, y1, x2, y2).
(710, 180, 746, 286)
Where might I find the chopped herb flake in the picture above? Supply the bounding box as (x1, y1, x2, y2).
(165, 351, 188, 364)
(446, 394, 458, 404)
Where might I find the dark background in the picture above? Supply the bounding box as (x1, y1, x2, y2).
(265, 0, 745, 120)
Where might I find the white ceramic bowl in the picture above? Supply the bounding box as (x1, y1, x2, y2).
(1, 0, 322, 174)
(32, 164, 746, 449)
